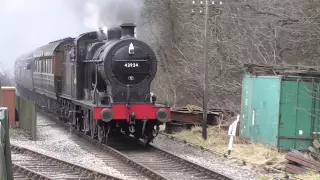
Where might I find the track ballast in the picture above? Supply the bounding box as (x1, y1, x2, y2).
(11, 144, 121, 180)
(41, 110, 234, 180)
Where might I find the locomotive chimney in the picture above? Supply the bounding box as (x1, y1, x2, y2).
(107, 27, 122, 40)
(120, 23, 135, 38)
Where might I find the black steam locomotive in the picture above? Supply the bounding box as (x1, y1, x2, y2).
(14, 23, 171, 145)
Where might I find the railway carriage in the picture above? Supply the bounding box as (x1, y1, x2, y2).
(14, 52, 33, 93)
(14, 23, 171, 145)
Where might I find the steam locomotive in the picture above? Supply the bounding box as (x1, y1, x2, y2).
(14, 23, 171, 145)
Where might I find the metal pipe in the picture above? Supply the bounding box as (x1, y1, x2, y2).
(126, 85, 131, 107)
(93, 65, 98, 105)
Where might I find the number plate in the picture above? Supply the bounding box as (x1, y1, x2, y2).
(124, 63, 139, 68)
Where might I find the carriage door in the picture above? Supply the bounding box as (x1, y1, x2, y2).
(61, 50, 72, 96)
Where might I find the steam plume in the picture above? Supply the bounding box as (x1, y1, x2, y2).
(82, 0, 143, 31)
(0, 0, 144, 74)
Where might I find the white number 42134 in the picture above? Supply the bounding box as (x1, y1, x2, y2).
(124, 63, 139, 67)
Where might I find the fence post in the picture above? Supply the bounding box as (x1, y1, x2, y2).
(227, 114, 240, 155)
(0, 107, 13, 180)
(0, 118, 7, 180)
(31, 104, 36, 141)
(16, 95, 37, 140)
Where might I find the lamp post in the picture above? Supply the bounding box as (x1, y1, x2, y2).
(191, 0, 222, 140)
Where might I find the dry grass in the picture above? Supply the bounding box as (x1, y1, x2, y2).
(172, 126, 286, 168)
(296, 171, 320, 180)
(171, 126, 320, 179)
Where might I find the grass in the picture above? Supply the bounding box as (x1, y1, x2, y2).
(296, 171, 320, 180)
(169, 125, 320, 179)
(171, 125, 286, 168)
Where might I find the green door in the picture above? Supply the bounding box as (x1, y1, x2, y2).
(240, 75, 281, 147)
(314, 84, 320, 139)
(278, 80, 313, 150)
(240, 76, 251, 138)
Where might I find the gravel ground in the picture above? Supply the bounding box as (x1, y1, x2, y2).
(9, 114, 287, 180)
(151, 134, 287, 180)
(9, 114, 131, 180)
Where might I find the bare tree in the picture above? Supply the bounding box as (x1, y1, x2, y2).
(138, 0, 320, 111)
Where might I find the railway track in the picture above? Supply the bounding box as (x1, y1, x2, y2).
(66, 131, 153, 180)
(108, 136, 233, 180)
(11, 144, 121, 180)
(41, 111, 234, 180)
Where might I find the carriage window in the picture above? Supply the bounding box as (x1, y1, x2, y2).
(49, 59, 52, 73)
(49, 59, 51, 73)
(45, 59, 48, 73)
(40, 60, 43, 72)
(44, 59, 46, 73)
(42, 60, 45, 73)
(45, 60, 47, 73)
(26, 61, 31, 70)
(48, 59, 50, 73)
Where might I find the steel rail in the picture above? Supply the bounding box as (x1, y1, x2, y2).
(11, 144, 122, 180)
(41, 110, 234, 180)
(42, 111, 168, 180)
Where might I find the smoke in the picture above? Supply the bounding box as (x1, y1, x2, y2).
(82, 0, 144, 31)
(0, 0, 144, 74)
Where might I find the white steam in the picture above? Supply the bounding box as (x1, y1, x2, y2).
(82, 0, 143, 32)
(0, 0, 143, 74)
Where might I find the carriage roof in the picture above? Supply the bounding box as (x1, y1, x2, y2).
(32, 37, 74, 58)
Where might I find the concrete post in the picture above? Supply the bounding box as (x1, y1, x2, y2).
(0, 108, 13, 180)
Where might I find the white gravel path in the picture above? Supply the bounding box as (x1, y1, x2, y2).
(152, 133, 287, 180)
(9, 114, 131, 180)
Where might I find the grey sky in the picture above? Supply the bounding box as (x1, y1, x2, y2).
(0, 0, 142, 75)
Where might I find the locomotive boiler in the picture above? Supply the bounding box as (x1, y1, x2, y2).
(14, 23, 171, 145)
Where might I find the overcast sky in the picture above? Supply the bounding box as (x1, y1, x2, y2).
(0, 0, 142, 75)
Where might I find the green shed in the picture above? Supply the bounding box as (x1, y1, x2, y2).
(240, 73, 320, 150)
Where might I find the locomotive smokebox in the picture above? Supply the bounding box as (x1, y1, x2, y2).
(120, 23, 135, 38)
